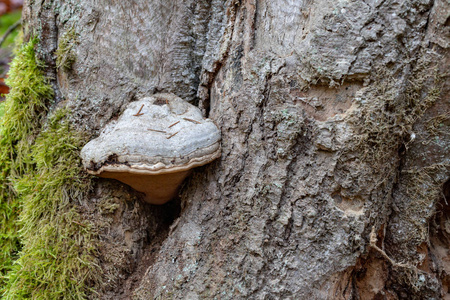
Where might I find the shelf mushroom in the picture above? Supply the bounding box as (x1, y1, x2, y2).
(80, 93, 221, 205)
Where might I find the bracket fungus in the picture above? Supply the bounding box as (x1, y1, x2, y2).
(80, 93, 221, 205)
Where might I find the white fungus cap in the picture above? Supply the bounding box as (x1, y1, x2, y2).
(81, 93, 221, 176)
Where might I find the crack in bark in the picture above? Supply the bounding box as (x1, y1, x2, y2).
(198, 0, 241, 115)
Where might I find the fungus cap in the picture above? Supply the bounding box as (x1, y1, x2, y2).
(80, 93, 221, 204)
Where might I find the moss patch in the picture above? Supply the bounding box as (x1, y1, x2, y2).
(0, 102, 5, 119)
(346, 48, 448, 292)
(4, 109, 99, 299)
(0, 37, 53, 290)
(0, 39, 99, 299)
(348, 50, 443, 173)
(55, 27, 78, 71)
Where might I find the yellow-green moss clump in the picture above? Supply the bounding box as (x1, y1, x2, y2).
(0, 37, 53, 291)
(55, 27, 78, 71)
(0, 39, 99, 299)
(0, 103, 5, 120)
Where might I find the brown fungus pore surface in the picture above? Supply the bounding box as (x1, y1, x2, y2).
(80, 93, 221, 204)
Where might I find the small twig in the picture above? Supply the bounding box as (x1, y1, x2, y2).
(369, 226, 410, 269)
(0, 20, 21, 48)
(168, 121, 180, 128)
(183, 117, 201, 124)
(133, 104, 144, 116)
(148, 128, 166, 133)
(72, 220, 87, 227)
(166, 131, 179, 139)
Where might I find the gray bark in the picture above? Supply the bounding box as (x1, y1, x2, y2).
(24, 0, 449, 299)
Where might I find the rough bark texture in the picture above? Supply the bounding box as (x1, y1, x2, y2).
(23, 0, 449, 298)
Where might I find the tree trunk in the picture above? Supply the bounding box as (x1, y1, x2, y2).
(12, 0, 450, 298)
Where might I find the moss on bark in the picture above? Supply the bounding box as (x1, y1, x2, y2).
(0, 39, 99, 299)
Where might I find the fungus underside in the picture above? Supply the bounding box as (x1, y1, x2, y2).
(0, 39, 99, 299)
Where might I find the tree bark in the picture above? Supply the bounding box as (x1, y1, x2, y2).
(21, 0, 449, 298)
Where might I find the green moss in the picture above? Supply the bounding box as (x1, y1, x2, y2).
(4, 109, 99, 299)
(98, 197, 120, 215)
(0, 102, 5, 119)
(0, 38, 100, 299)
(55, 27, 78, 71)
(0, 38, 53, 290)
